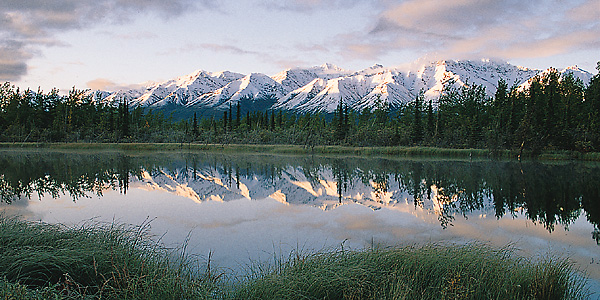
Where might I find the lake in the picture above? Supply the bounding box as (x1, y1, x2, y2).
(1, 149, 599, 294)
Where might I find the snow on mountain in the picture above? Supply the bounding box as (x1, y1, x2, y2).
(274, 65, 413, 113)
(518, 65, 594, 91)
(352, 69, 413, 111)
(399, 60, 539, 101)
(156, 70, 245, 107)
(186, 73, 289, 111)
(93, 59, 593, 115)
(100, 88, 146, 106)
(274, 76, 374, 113)
(273, 60, 540, 113)
(99, 69, 244, 108)
(561, 65, 593, 83)
(272, 68, 321, 92)
(272, 62, 350, 91)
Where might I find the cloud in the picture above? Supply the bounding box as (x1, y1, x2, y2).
(0, 40, 31, 81)
(0, 0, 215, 81)
(260, 0, 369, 12)
(200, 43, 261, 56)
(86, 78, 151, 91)
(567, 0, 600, 23)
(272, 58, 313, 71)
(86, 78, 119, 90)
(340, 0, 600, 63)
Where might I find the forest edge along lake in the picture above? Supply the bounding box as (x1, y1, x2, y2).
(3, 142, 600, 161)
(0, 148, 599, 299)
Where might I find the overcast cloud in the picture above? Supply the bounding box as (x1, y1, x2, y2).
(0, 0, 214, 81)
(3, 0, 598, 90)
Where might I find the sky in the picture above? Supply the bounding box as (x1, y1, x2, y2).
(1, 0, 599, 93)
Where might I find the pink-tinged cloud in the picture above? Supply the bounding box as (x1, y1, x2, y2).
(200, 43, 261, 56)
(86, 78, 151, 91)
(261, 0, 366, 12)
(341, 0, 600, 63)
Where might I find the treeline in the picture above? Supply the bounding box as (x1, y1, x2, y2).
(1, 63, 599, 152)
(187, 64, 600, 153)
(0, 83, 187, 143)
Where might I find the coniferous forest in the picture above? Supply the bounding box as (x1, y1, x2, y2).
(1, 65, 599, 154)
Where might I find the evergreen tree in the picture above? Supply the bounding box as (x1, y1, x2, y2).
(228, 104, 233, 132)
(426, 100, 434, 141)
(411, 91, 423, 144)
(119, 97, 129, 138)
(223, 111, 228, 133)
(277, 110, 283, 128)
(192, 112, 198, 136)
(334, 100, 348, 141)
(246, 111, 251, 130)
(585, 61, 600, 150)
(492, 78, 509, 147)
(543, 69, 560, 146)
(235, 104, 241, 130)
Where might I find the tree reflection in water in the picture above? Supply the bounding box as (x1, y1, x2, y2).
(0, 150, 598, 243)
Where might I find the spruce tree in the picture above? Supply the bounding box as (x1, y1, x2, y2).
(192, 112, 198, 136)
(493, 78, 508, 147)
(334, 100, 347, 141)
(427, 100, 434, 140)
(228, 103, 233, 132)
(586, 61, 600, 149)
(246, 111, 251, 130)
(235, 104, 241, 130)
(223, 111, 228, 133)
(120, 98, 129, 138)
(411, 91, 423, 144)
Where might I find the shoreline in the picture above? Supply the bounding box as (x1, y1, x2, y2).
(1, 142, 600, 161)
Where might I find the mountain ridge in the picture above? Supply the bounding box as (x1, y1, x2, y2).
(90, 59, 594, 117)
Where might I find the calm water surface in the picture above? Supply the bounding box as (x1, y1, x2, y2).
(1, 149, 599, 294)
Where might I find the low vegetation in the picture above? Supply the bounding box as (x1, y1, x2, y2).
(0, 216, 590, 299)
(234, 244, 589, 300)
(4, 142, 600, 161)
(0, 216, 219, 299)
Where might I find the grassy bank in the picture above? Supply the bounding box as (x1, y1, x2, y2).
(0, 216, 218, 299)
(3, 142, 600, 161)
(235, 244, 588, 300)
(0, 216, 590, 299)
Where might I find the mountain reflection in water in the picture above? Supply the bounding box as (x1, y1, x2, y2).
(1, 150, 599, 241)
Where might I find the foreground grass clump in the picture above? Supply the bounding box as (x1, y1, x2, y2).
(0, 216, 589, 299)
(0, 216, 219, 299)
(234, 244, 588, 300)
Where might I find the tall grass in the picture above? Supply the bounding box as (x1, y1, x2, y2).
(0, 216, 220, 299)
(0, 216, 590, 299)
(234, 243, 589, 300)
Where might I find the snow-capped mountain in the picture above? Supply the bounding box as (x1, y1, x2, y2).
(184, 73, 289, 112)
(518, 65, 594, 91)
(92, 59, 593, 116)
(98, 70, 244, 107)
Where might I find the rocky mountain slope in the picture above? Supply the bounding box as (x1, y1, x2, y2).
(92, 59, 594, 116)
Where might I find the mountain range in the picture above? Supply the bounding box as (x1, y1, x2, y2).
(91, 59, 594, 118)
